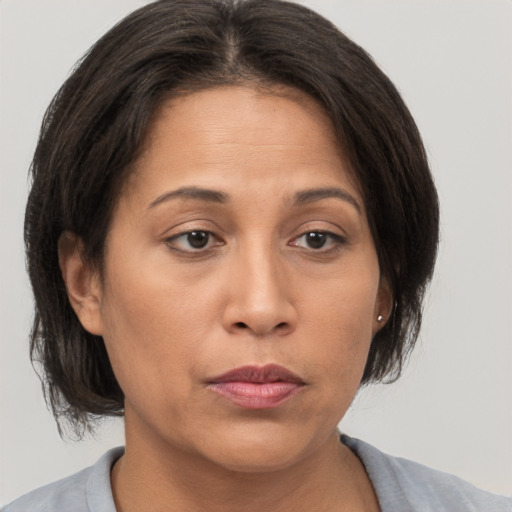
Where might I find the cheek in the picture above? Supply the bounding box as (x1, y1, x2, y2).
(304, 260, 379, 340)
(300, 265, 379, 386)
(98, 258, 214, 403)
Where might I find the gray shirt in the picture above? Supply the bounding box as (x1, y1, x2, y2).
(4, 436, 511, 511)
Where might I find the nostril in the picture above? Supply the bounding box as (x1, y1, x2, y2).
(230, 321, 293, 335)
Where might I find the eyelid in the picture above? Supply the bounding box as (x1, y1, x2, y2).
(165, 229, 224, 253)
(289, 230, 347, 252)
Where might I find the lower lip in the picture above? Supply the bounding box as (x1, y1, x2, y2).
(208, 381, 304, 409)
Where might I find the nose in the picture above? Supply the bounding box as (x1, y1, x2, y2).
(222, 244, 297, 337)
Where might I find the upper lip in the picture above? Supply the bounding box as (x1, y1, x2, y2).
(207, 364, 305, 384)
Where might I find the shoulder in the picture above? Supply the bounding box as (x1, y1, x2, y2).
(3, 447, 123, 512)
(342, 435, 512, 512)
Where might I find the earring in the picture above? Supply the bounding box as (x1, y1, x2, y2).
(377, 315, 384, 323)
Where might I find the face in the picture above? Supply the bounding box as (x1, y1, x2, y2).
(73, 85, 390, 472)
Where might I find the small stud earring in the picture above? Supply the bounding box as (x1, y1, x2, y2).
(377, 315, 384, 323)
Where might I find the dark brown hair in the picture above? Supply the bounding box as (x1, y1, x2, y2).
(25, 0, 439, 435)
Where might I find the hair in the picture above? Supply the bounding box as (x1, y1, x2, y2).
(25, 0, 439, 435)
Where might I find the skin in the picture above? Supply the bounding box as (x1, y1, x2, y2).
(60, 85, 391, 511)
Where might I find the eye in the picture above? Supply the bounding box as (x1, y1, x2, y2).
(289, 231, 344, 251)
(166, 230, 221, 252)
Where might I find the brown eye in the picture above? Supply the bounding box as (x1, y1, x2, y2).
(289, 231, 345, 252)
(186, 231, 210, 249)
(304, 232, 327, 249)
(166, 230, 222, 252)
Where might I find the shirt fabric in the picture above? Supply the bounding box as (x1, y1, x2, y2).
(4, 436, 511, 511)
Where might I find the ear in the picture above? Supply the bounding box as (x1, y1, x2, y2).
(372, 276, 393, 335)
(58, 231, 104, 336)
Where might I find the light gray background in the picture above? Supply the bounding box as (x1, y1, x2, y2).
(1, 0, 511, 505)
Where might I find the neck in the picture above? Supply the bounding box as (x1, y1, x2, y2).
(111, 415, 378, 512)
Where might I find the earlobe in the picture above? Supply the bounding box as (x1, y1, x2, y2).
(373, 277, 393, 335)
(58, 231, 104, 336)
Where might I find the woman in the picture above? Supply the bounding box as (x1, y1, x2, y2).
(4, 0, 511, 510)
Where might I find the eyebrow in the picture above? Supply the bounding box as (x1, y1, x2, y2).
(293, 187, 361, 214)
(148, 185, 361, 213)
(148, 186, 229, 209)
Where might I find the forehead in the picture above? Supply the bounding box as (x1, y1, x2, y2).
(124, 85, 361, 205)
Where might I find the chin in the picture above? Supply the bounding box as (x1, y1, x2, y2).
(213, 445, 303, 474)
(194, 423, 324, 474)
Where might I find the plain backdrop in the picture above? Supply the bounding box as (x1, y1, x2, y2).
(1, 0, 511, 505)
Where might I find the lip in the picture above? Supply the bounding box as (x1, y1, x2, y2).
(206, 364, 306, 410)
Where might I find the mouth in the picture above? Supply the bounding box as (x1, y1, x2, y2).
(206, 364, 306, 410)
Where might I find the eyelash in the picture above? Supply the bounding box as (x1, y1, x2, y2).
(165, 229, 346, 255)
(165, 230, 222, 253)
(288, 231, 346, 253)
